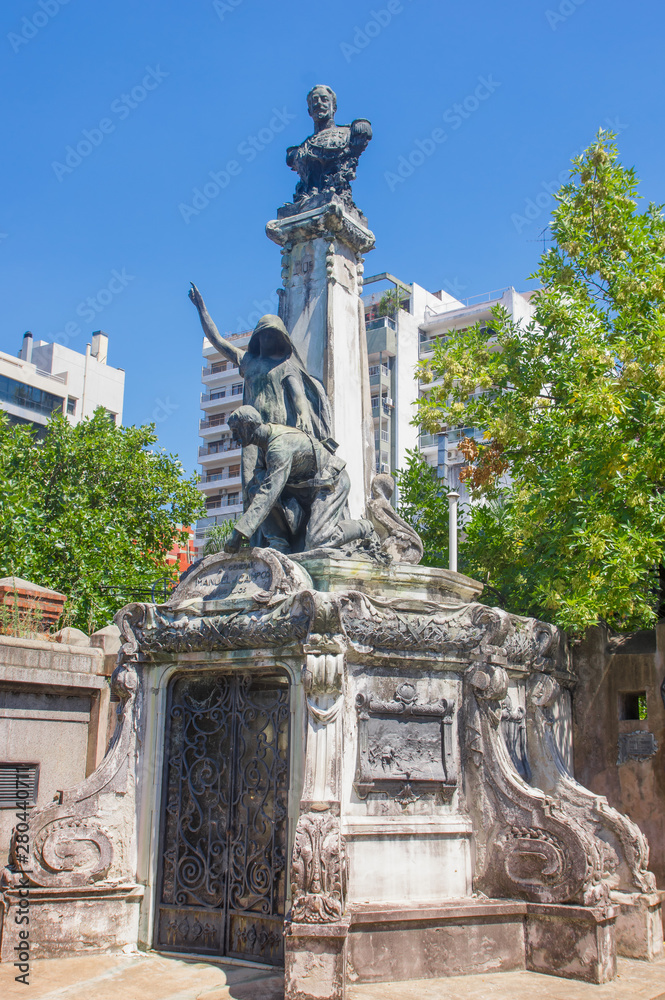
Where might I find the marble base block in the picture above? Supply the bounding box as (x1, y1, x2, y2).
(0, 884, 143, 961)
(525, 902, 617, 983)
(612, 891, 664, 961)
(284, 918, 349, 1000)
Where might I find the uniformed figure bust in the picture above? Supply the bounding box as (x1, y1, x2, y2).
(285, 85, 372, 213)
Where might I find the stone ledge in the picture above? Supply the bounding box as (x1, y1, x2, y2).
(296, 555, 483, 604)
(348, 899, 527, 924)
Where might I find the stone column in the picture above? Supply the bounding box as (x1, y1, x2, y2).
(267, 200, 376, 518)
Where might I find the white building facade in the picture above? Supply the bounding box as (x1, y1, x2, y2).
(0, 331, 125, 431)
(194, 331, 249, 550)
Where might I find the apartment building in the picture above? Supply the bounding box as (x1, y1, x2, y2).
(0, 331, 124, 431)
(195, 331, 250, 550)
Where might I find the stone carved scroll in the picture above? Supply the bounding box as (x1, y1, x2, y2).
(6, 621, 140, 889)
(526, 672, 656, 894)
(464, 662, 608, 906)
(301, 651, 345, 803)
(290, 808, 347, 923)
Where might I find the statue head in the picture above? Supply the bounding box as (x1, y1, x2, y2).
(247, 314, 293, 361)
(307, 85, 336, 128)
(228, 405, 263, 446)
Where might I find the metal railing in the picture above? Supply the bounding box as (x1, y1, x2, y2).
(199, 441, 240, 457)
(201, 470, 241, 484)
(205, 496, 242, 511)
(199, 417, 228, 431)
(202, 363, 239, 378)
(366, 316, 396, 332)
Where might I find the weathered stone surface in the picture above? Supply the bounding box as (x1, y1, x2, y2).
(0, 884, 143, 961)
(525, 902, 617, 984)
(611, 890, 664, 961)
(297, 556, 481, 604)
(3, 549, 657, 993)
(285, 918, 349, 1000)
(366, 475, 423, 565)
(572, 624, 665, 887)
(465, 663, 610, 906)
(346, 901, 526, 982)
(526, 671, 656, 896)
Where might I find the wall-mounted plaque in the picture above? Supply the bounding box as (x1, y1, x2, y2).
(617, 730, 658, 765)
(354, 681, 456, 803)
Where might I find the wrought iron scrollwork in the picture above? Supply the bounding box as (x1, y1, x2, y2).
(155, 670, 290, 964)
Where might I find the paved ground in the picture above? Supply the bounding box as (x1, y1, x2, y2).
(1, 951, 665, 1000)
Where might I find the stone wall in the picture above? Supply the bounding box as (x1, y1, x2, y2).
(572, 624, 665, 886)
(0, 634, 113, 866)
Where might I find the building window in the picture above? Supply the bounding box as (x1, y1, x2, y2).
(229, 464, 240, 477)
(210, 389, 226, 400)
(66, 397, 77, 415)
(105, 410, 117, 424)
(0, 374, 64, 418)
(226, 492, 239, 504)
(619, 692, 647, 721)
(210, 361, 227, 374)
(0, 763, 39, 808)
(231, 383, 243, 396)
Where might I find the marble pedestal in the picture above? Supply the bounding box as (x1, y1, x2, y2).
(1, 550, 660, 997)
(266, 199, 376, 518)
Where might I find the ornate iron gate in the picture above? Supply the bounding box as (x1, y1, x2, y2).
(154, 670, 290, 964)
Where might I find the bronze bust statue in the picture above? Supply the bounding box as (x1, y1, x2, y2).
(285, 85, 372, 214)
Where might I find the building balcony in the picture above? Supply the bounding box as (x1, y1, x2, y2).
(199, 416, 229, 437)
(366, 316, 396, 333)
(195, 510, 243, 540)
(200, 390, 231, 411)
(204, 495, 242, 512)
(201, 364, 242, 386)
(197, 470, 241, 494)
(199, 442, 241, 464)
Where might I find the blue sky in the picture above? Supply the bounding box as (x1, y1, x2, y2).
(2, 0, 664, 474)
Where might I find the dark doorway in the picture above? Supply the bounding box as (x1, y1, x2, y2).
(154, 670, 290, 965)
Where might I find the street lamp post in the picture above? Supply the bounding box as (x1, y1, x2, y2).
(447, 490, 460, 573)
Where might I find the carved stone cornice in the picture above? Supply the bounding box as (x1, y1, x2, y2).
(266, 199, 375, 256)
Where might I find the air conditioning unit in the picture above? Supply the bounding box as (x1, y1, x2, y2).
(380, 463, 390, 473)
(383, 397, 394, 408)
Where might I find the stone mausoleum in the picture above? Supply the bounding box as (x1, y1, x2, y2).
(1, 86, 662, 999)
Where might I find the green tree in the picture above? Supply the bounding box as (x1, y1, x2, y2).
(0, 409, 205, 631)
(411, 131, 665, 634)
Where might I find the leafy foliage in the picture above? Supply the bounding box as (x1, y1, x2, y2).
(0, 409, 205, 632)
(202, 519, 236, 556)
(396, 450, 450, 569)
(412, 131, 665, 634)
